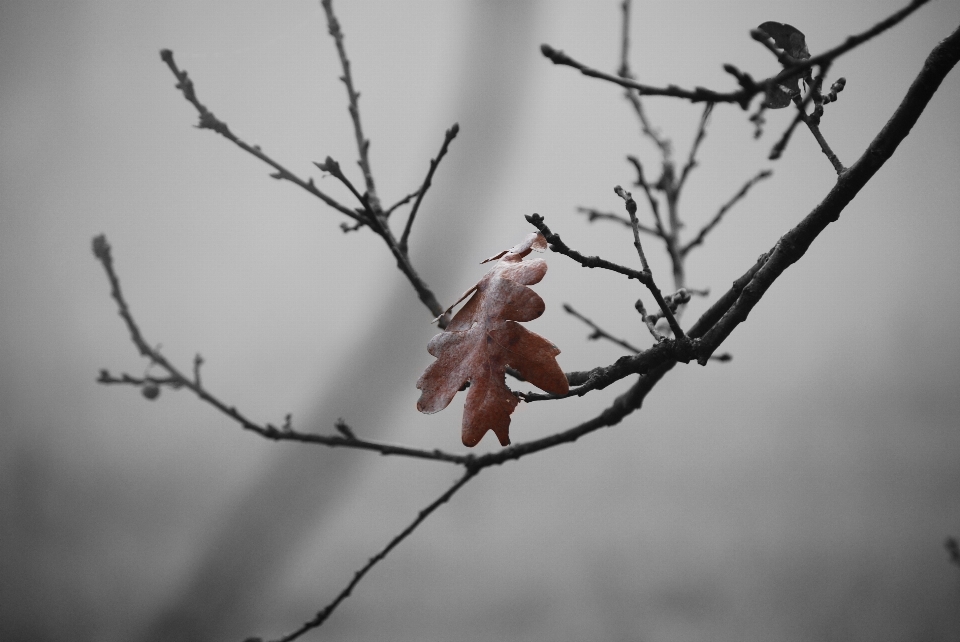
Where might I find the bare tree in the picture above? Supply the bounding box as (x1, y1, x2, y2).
(93, 1, 959, 639)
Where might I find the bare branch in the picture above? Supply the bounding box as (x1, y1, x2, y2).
(321, 0, 382, 213)
(682, 169, 772, 256)
(618, 0, 672, 157)
(618, 0, 631, 79)
(677, 102, 714, 192)
(768, 65, 845, 173)
(614, 186, 652, 272)
(563, 303, 643, 353)
(541, 0, 932, 109)
(626, 156, 666, 235)
(697, 22, 960, 361)
(633, 297, 664, 341)
(614, 186, 686, 339)
(384, 188, 420, 216)
(271, 468, 479, 642)
(92, 235, 469, 466)
(768, 0, 931, 87)
(526, 213, 647, 281)
(158, 49, 362, 223)
(768, 103, 806, 161)
(802, 112, 845, 174)
(577, 207, 632, 230)
(541, 43, 748, 107)
(399, 122, 459, 253)
(315, 156, 370, 212)
(485, 359, 678, 464)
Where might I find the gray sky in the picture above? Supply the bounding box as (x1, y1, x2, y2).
(2, 1, 959, 640)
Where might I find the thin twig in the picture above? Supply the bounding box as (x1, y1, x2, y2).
(618, 0, 672, 157)
(92, 235, 469, 466)
(682, 169, 773, 255)
(542, 42, 748, 106)
(321, 0, 382, 213)
(618, 0, 631, 79)
(271, 468, 479, 642)
(192, 353, 204, 386)
(803, 108, 845, 174)
(769, 105, 806, 161)
(696, 22, 960, 361)
(160, 33, 447, 325)
(769, 64, 845, 173)
(399, 123, 459, 253)
(384, 188, 420, 216)
(614, 186, 686, 339)
(563, 303, 643, 353)
(576, 206, 658, 235)
(633, 298, 664, 341)
(677, 102, 714, 192)
(315, 156, 371, 214)
(158, 49, 362, 223)
(526, 213, 646, 282)
(316, 0, 449, 322)
(615, 186, 651, 271)
(626, 156, 666, 235)
(541, 0, 931, 109)
(767, 0, 930, 88)
(521, 252, 767, 403)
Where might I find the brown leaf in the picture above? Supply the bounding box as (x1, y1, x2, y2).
(416, 232, 569, 447)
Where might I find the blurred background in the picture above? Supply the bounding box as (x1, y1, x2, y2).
(2, 1, 959, 640)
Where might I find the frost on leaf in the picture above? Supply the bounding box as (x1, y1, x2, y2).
(757, 21, 811, 109)
(416, 233, 569, 447)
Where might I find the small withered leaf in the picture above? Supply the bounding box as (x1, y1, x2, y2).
(757, 21, 811, 109)
(416, 233, 568, 447)
(757, 22, 810, 61)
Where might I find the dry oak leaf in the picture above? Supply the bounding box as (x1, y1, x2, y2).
(416, 232, 569, 447)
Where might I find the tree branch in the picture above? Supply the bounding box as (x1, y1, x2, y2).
(618, 0, 672, 157)
(626, 156, 666, 236)
(541, 42, 748, 106)
(682, 169, 772, 256)
(697, 21, 960, 361)
(399, 122, 459, 253)
(92, 235, 468, 466)
(576, 206, 654, 233)
(541, 0, 932, 109)
(526, 213, 647, 282)
(677, 102, 714, 192)
(614, 186, 686, 339)
(270, 468, 479, 642)
(158, 49, 362, 223)
(563, 303, 643, 353)
(124, 8, 954, 641)
(482, 359, 677, 466)
(321, 0, 382, 213)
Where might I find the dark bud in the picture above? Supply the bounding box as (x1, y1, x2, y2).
(92, 234, 109, 260)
